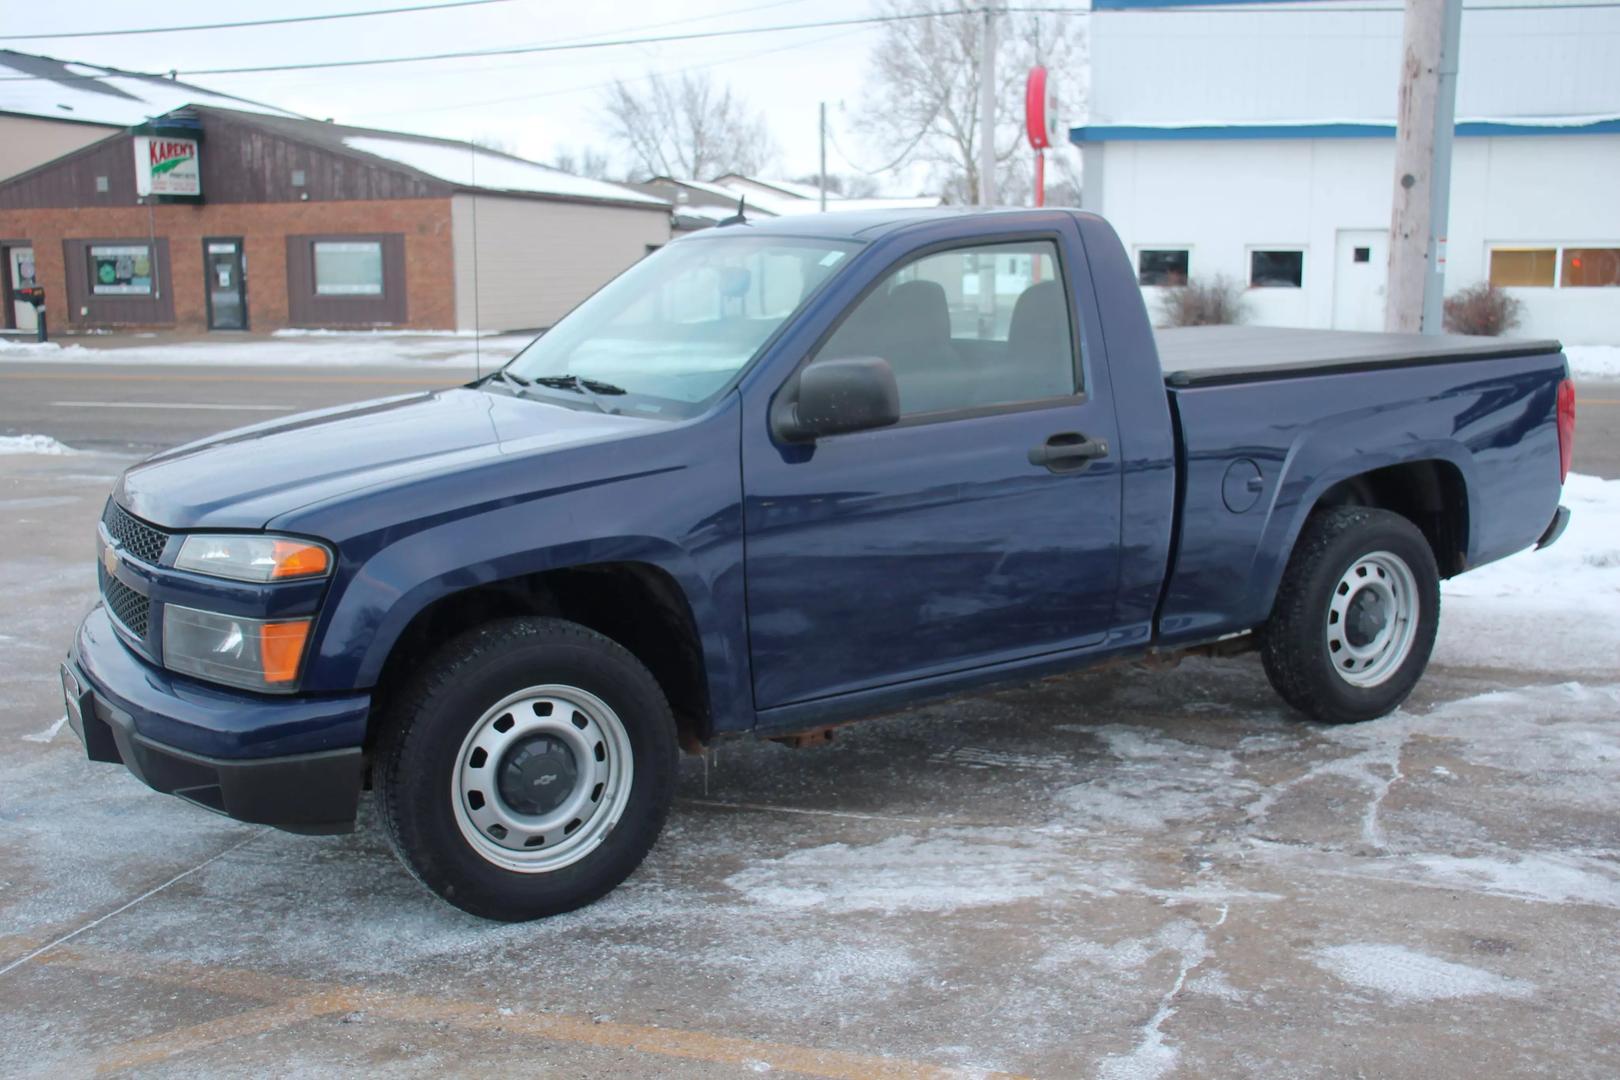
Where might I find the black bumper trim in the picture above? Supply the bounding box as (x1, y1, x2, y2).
(65, 664, 363, 835)
(1537, 505, 1571, 550)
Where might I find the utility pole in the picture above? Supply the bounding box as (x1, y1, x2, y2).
(1385, 0, 1464, 333)
(978, 3, 997, 207)
(819, 101, 828, 213)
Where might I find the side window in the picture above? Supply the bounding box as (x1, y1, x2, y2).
(817, 240, 1079, 417)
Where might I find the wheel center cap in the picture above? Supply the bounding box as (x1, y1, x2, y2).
(1347, 588, 1388, 647)
(496, 734, 578, 816)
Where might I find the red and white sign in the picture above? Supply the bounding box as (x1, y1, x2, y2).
(133, 136, 201, 198)
(1025, 66, 1051, 150)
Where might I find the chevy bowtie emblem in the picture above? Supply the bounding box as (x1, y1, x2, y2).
(101, 542, 120, 577)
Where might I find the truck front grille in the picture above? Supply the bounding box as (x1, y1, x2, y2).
(100, 567, 151, 640)
(101, 500, 171, 565)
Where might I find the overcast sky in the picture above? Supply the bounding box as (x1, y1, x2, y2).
(0, 0, 940, 187)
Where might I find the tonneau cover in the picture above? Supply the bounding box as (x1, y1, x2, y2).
(1156, 325, 1562, 387)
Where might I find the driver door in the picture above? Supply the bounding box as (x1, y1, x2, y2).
(741, 232, 1123, 710)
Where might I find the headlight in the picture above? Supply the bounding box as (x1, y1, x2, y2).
(162, 605, 313, 692)
(174, 534, 332, 582)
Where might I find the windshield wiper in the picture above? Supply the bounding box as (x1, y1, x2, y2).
(532, 374, 627, 396)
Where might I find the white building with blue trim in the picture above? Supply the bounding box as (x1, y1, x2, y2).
(1072, 0, 1620, 343)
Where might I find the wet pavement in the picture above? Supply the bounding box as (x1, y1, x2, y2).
(2, 451, 1617, 1079)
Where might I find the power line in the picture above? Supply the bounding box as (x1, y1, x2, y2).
(1099, 2, 1620, 11)
(265, 0, 823, 96)
(0, 0, 520, 41)
(353, 23, 872, 119)
(0, 7, 1088, 82)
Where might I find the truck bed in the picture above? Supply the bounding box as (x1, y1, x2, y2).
(1156, 325, 1562, 387)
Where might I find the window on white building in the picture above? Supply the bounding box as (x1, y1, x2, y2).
(1489, 245, 1620, 288)
(1489, 248, 1557, 288)
(1561, 248, 1620, 288)
(1250, 250, 1303, 288)
(1137, 249, 1189, 286)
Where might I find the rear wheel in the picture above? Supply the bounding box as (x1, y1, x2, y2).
(377, 617, 677, 920)
(1262, 507, 1440, 724)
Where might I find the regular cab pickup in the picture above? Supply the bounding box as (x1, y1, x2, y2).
(63, 208, 1577, 920)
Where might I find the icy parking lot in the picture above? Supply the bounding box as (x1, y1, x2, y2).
(2, 448, 1617, 1078)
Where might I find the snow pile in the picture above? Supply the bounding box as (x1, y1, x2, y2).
(1565, 346, 1620, 380)
(0, 434, 77, 455)
(1435, 472, 1620, 674)
(1313, 943, 1534, 1003)
(342, 136, 666, 206)
(0, 338, 93, 359)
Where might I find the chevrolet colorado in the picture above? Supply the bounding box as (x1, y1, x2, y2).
(63, 208, 1576, 920)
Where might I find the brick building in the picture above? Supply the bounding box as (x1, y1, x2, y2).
(0, 106, 670, 335)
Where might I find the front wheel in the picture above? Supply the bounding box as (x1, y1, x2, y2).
(377, 617, 677, 920)
(1262, 507, 1440, 724)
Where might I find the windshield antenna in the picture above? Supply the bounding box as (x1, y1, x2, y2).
(470, 140, 482, 379)
(717, 195, 748, 227)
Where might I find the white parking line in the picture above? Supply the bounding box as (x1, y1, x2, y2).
(49, 400, 295, 412)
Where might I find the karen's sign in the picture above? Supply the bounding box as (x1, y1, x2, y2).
(134, 136, 201, 199)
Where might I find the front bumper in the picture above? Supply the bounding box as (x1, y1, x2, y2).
(65, 604, 370, 834)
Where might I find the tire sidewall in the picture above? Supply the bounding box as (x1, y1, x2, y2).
(387, 623, 676, 920)
(1294, 513, 1440, 721)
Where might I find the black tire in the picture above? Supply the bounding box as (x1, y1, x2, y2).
(376, 617, 677, 921)
(1261, 507, 1440, 725)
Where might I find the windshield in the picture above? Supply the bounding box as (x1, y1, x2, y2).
(503, 235, 856, 418)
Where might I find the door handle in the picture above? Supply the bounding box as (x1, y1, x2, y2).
(1029, 432, 1109, 472)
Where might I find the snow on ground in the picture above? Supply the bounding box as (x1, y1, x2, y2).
(0, 434, 77, 455)
(1435, 472, 1620, 674)
(1313, 943, 1535, 1003)
(1565, 345, 1620, 380)
(0, 333, 535, 368)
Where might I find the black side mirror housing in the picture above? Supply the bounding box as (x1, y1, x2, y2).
(776, 356, 901, 442)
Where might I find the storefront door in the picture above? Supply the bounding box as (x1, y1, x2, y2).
(204, 239, 247, 330)
(8, 247, 38, 333)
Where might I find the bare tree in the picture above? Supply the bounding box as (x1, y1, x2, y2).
(551, 146, 614, 180)
(854, 0, 1086, 204)
(604, 72, 778, 180)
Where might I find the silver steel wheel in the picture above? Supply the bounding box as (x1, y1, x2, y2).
(452, 684, 634, 873)
(1325, 550, 1420, 688)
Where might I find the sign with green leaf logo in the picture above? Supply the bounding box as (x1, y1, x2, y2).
(133, 136, 201, 198)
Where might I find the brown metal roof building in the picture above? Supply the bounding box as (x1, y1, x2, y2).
(0, 106, 670, 335)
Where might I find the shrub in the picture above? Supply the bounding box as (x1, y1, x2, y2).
(1443, 282, 1523, 337)
(1157, 275, 1248, 327)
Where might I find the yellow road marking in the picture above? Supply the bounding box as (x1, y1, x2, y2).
(41, 947, 1026, 1080)
(86, 993, 358, 1075)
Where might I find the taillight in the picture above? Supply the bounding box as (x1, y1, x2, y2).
(1556, 377, 1576, 484)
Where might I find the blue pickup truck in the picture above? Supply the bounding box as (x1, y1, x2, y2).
(64, 208, 1576, 920)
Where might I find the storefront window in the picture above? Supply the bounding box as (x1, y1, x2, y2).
(89, 244, 153, 295)
(313, 241, 384, 296)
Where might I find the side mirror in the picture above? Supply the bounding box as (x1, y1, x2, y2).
(776, 356, 900, 442)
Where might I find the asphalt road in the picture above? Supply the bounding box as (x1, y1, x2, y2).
(0, 361, 476, 455)
(3, 361, 1618, 478)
